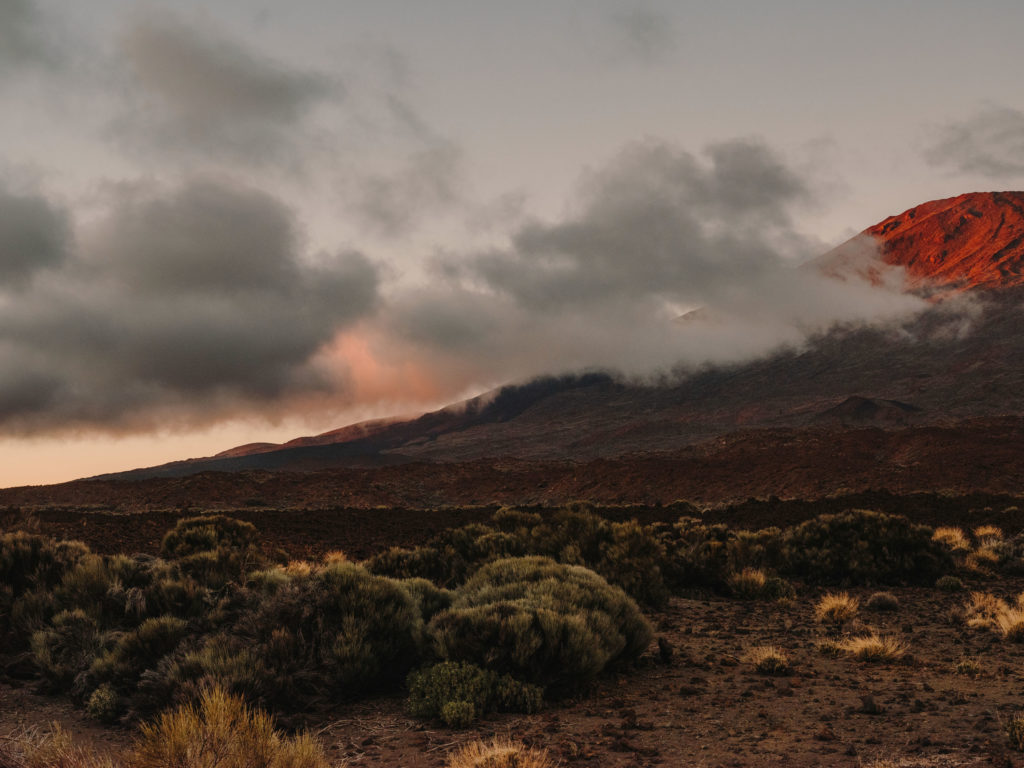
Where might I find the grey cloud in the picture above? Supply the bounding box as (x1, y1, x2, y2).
(0, 178, 378, 432)
(383, 138, 925, 389)
(610, 7, 675, 64)
(0, 185, 69, 284)
(924, 106, 1024, 178)
(0, 0, 60, 75)
(118, 12, 336, 162)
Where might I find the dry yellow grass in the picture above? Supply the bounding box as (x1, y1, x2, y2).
(322, 550, 348, 564)
(132, 687, 329, 768)
(728, 567, 767, 594)
(1008, 712, 1024, 751)
(0, 726, 118, 768)
(964, 591, 1008, 630)
(932, 526, 970, 551)
(973, 524, 1004, 544)
(745, 645, 789, 675)
(997, 607, 1024, 641)
(966, 546, 1001, 571)
(814, 592, 859, 624)
(446, 737, 555, 768)
(839, 633, 907, 662)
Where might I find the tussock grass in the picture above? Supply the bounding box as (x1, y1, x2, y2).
(963, 591, 1024, 640)
(445, 737, 554, 768)
(0, 725, 117, 768)
(814, 592, 859, 624)
(839, 633, 906, 662)
(954, 657, 982, 676)
(864, 591, 900, 612)
(932, 526, 970, 551)
(133, 686, 329, 768)
(974, 525, 1004, 546)
(745, 645, 789, 675)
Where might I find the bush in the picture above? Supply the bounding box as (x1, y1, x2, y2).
(407, 661, 543, 727)
(206, 561, 424, 710)
(31, 610, 105, 690)
(84, 615, 189, 697)
(428, 557, 652, 693)
(936, 575, 964, 592)
(865, 592, 900, 612)
(132, 686, 329, 768)
(778, 510, 951, 585)
(727, 568, 794, 600)
(160, 515, 258, 559)
(86, 684, 121, 723)
(0, 531, 90, 598)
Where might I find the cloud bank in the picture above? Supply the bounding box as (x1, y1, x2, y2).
(0, 178, 377, 433)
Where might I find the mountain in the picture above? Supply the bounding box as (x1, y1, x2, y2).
(86, 192, 1024, 494)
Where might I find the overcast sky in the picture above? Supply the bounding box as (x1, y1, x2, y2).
(2, 0, 1023, 485)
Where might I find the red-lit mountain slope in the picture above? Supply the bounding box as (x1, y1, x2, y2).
(869, 191, 1024, 289)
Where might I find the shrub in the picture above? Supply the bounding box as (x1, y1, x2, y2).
(0, 531, 90, 598)
(160, 515, 258, 559)
(220, 561, 424, 709)
(364, 545, 447, 584)
(727, 567, 794, 600)
(398, 577, 454, 622)
(86, 684, 121, 723)
(936, 575, 964, 592)
(964, 591, 1010, 631)
(445, 738, 554, 768)
(429, 557, 652, 693)
(839, 633, 906, 662)
(865, 592, 900, 612)
(84, 615, 189, 696)
(407, 661, 543, 727)
(31, 609, 105, 690)
(746, 645, 789, 675)
(814, 592, 859, 625)
(779, 510, 951, 584)
(132, 686, 329, 768)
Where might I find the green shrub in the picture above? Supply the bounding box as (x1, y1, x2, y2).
(86, 684, 121, 723)
(85, 616, 189, 696)
(31, 610, 105, 690)
(363, 545, 447, 583)
(160, 515, 258, 559)
(727, 567, 795, 600)
(865, 591, 900, 612)
(428, 557, 652, 693)
(777, 510, 951, 585)
(0, 531, 90, 598)
(397, 577, 454, 621)
(937, 575, 964, 592)
(407, 661, 543, 727)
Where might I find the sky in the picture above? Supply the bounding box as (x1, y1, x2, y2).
(2, 0, 1024, 486)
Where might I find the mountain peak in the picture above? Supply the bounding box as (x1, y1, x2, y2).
(868, 191, 1024, 289)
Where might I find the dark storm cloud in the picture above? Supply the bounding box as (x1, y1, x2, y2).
(0, 0, 60, 75)
(924, 106, 1024, 178)
(117, 12, 337, 162)
(0, 185, 69, 284)
(383, 139, 925, 384)
(0, 178, 378, 432)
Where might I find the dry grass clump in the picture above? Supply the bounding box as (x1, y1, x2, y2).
(966, 546, 1001, 572)
(815, 638, 843, 657)
(932, 526, 970, 551)
(936, 575, 964, 592)
(745, 645, 789, 675)
(445, 737, 554, 768)
(132, 686, 329, 768)
(726, 568, 794, 601)
(864, 591, 900, 612)
(954, 657, 983, 676)
(974, 525, 1004, 546)
(814, 592, 859, 624)
(0, 726, 118, 768)
(964, 591, 1024, 640)
(838, 633, 907, 662)
(1008, 712, 1024, 751)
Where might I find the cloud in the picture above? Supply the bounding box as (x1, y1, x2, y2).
(924, 105, 1024, 178)
(370, 138, 926, 395)
(0, 177, 378, 432)
(0, 184, 69, 285)
(116, 11, 337, 163)
(0, 0, 61, 76)
(609, 7, 676, 64)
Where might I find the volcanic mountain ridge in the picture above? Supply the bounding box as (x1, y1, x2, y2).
(54, 191, 1024, 495)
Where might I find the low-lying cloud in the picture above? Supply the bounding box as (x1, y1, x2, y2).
(0, 178, 378, 433)
(0, 0, 61, 76)
(924, 105, 1024, 178)
(369, 139, 925, 396)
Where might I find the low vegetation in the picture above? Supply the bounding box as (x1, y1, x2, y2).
(838, 633, 907, 662)
(745, 645, 789, 675)
(445, 737, 555, 768)
(814, 592, 860, 625)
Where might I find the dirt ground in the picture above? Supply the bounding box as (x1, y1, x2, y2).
(5, 580, 1024, 767)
